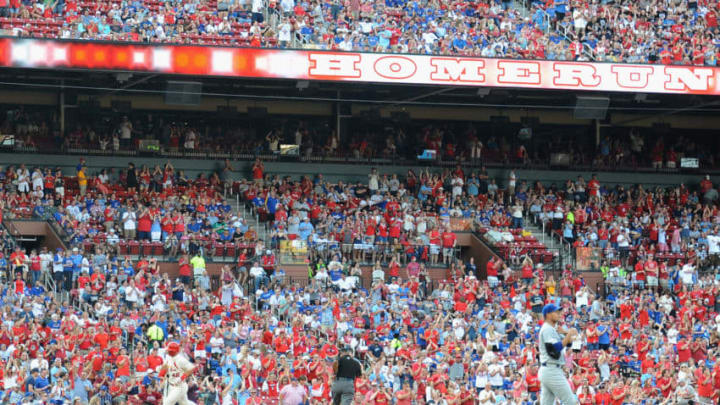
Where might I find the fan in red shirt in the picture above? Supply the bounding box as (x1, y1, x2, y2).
(251, 159, 264, 183)
(486, 256, 499, 286)
(610, 382, 626, 405)
(520, 260, 534, 284)
(577, 384, 594, 405)
(371, 386, 392, 405)
(525, 365, 540, 399)
(440, 227, 457, 265)
(13, 274, 25, 295)
(245, 387, 264, 404)
(692, 45, 705, 66)
(677, 337, 691, 363)
(274, 330, 291, 354)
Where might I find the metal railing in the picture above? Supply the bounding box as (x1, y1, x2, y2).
(277, 240, 461, 266)
(530, 213, 575, 262)
(475, 226, 565, 271)
(0, 220, 19, 251)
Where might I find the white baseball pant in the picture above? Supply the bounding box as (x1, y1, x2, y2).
(163, 382, 196, 405)
(539, 365, 578, 405)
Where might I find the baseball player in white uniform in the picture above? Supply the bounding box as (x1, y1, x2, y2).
(538, 304, 579, 405)
(159, 341, 197, 405)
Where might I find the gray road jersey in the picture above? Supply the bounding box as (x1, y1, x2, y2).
(538, 322, 565, 365)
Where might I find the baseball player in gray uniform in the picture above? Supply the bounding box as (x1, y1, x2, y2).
(538, 303, 579, 405)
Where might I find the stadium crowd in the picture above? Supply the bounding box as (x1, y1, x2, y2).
(4, 107, 720, 171)
(0, 0, 719, 64)
(0, 151, 717, 404)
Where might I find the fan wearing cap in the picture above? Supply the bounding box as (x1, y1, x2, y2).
(538, 304, 579, 405)
(158, 341, 196, 405)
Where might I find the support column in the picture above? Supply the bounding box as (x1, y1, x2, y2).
(59, 79, 65, 135)
(595, 119, 600, 147)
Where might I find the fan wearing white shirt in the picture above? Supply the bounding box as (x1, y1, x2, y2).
(478, 383, 496, 405)
(488, 363, 504, 389)
(680, 263, 696, 285)
(575, 287, 590, 309)
(707, 232, 720, 264)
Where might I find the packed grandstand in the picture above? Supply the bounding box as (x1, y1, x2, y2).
(0, 140, 718, 404)
(0, 0, 719, 65)
(0, 0, 720, 403)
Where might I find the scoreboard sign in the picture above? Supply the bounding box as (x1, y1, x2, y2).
(1, 37, 719, 95)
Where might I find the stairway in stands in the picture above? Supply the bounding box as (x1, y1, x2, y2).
(523, 213, 574, 271)
(226, 193, 269, 248)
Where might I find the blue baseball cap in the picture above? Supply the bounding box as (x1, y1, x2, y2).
(542, 304, 559, 318)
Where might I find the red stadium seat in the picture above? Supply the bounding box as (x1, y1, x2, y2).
(141, 241, 153, 256)
(151, 242, 164, 256)
(213, 242, 225, 257)
(224, 242, 236, 259)
(118, 241, 128, 255)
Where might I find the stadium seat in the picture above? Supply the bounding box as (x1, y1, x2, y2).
(213, 242, 225, 258)
(224, 242, 235, 259)
(141, 241, 153, 257)
(151, 242, 164, 256)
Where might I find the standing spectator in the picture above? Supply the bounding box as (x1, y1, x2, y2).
(77, 165, 87, 196)
(122, 206, 137, 240)
(177, 255, 192, 286)
(119, 116, 132, 149)
(16, 164, 30, 194)
(441, 226, 457, 265)
(31, 168, 43, 193)
(507, 169, 517, 198)
(250, 261, 267, 292)
(252, 158, 264, 185)
(511, 202, 523, 229)
(126, 163, 138, 192)
(52, 248, 63, 290)
(9, 246, 27, 278)
(54, 169, 64, 201)
(28, 249, 41, 287)
(137, 207, 152, 241)
(190, 252, 208, 290)
(368, 168, 379, 194)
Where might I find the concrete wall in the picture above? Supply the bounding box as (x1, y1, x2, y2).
(160, 262, 451, 289)
(0, 152, 707, 188)
(6, 221, 65, 252)
(9, 219, 606, 292)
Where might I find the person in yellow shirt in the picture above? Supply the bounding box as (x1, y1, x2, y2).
(190, 253, 208, 290)
(146, 324, 164, 345)
(545, 274, 557, 296)
(77, 168, 87, 196)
